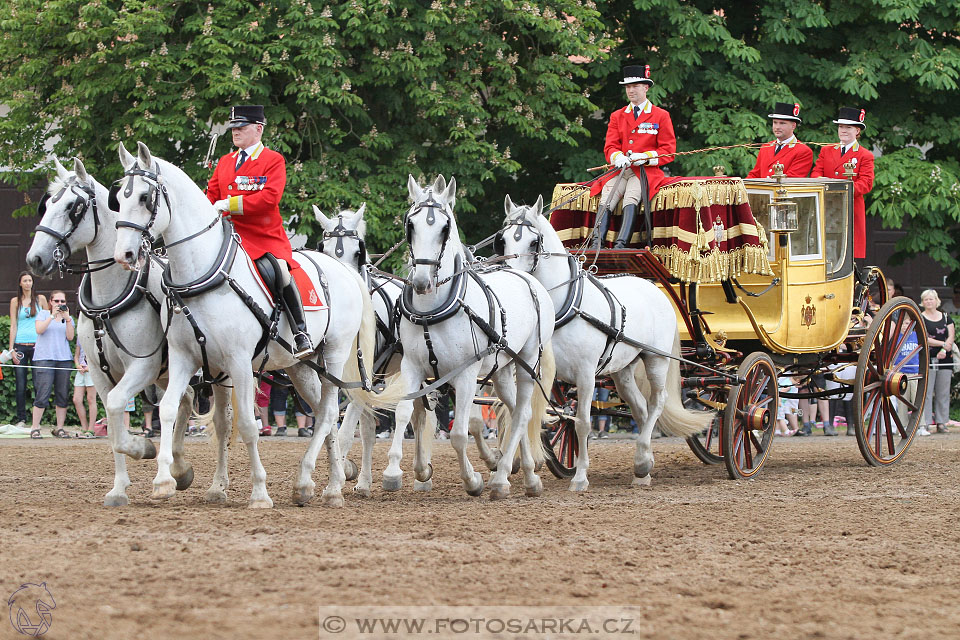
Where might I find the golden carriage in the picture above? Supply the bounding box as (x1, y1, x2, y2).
(544, 168, 929, 480)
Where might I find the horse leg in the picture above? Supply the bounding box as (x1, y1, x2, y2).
(613, 358, 660, 486)
(353, 409, 376, 497)
(222, 368, 271, 508)
(383, 398, 412, 491)
(449, 374, 485, 497)
(288, 364, 343, 507)
(170, 386, 195, 491)
(489, 368, 538, 500)
(569, 372, 597, 493)
(337, 401, 361, 481)
(412, 401, 436, 492)
(469, 402, 499, 471)
(204, 384, 232, 503)
(152, 360, 196, 501)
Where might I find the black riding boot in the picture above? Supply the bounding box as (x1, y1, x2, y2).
(612, 204, 638, 249)
(592, 206, 612, 250)
(281, 281, 314, 359)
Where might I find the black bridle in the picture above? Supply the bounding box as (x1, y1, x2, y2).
(111, 164, 172, 246)
(35, 180, 107, 274)
(494, 216, 544, 270)
(322, 214, 367, 270)
(404, 191, 451, 273)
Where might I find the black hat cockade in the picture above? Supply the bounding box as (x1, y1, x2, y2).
(833, 106, 866, 129)
(768, 102, 802, 123)
(227, 105, 266, 129)
(619, 64, 654, 86)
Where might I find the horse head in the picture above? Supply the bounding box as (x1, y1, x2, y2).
(499, 194, 545, 273)
(27, 156, 107, 276)
(315, 203, 368, 272)
(405, 174, 458, 294)
(113, 141, 171, 270)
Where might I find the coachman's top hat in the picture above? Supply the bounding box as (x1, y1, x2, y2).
(619, 64, 654, 86)
(227, 105, 266, 129)
(833, 106, 866, 129)
(768, 102, 802, 123)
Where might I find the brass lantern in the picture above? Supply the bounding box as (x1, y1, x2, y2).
(768, 162, 799, 232)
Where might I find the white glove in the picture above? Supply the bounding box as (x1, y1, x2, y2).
(612, 153, 631, 169)
(628, 151, 647, 166)
(212, 198, 231, 212)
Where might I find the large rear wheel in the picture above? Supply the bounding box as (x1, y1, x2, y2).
(722, 352, 777, 480)
(853, 296, 929, 466)
(542, 382, 578, 479)
(684, 388, 724, 465)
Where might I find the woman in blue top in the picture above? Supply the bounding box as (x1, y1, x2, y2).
(8, 271, 48, 427)
(30, 289, 75, 438)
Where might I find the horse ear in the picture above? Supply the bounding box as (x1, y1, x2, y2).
(53, 157, 70, 180)
(432, 174, 446, 194)
(354, 203, 367, 236)
(407, 174, 423, 202)
(504, 194, 515, 216)
(312, 204, 334, 230)
(444, 176, 456, 209)
(354, 202, 366, 220)
(118, 142, 135, 170)
(73, 157, 89, 184)
(533, 194, 544, 216)
(136, 141, 153, 169)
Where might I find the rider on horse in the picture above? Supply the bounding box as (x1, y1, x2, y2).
(206, 105, 313, 358)
(591, 64, 676, 249)
(746, 102, 813, 178)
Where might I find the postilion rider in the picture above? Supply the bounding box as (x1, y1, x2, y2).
(592, 63, 677, 249)
(205, 104, 313, 358)
(811, 107, 874, 261)
(746, 102, 813, 178)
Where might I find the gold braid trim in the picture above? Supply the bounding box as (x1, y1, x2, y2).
(651, 178, 749, 211)
(550, 183, 622, 215)
(651, 244, 773, 283)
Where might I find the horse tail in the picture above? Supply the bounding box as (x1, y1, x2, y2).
(190, 387, 215, 428)
(342, 270, 404, 411)
(645, 329, 713, 437)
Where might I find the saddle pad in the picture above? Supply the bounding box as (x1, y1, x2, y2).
(244, 250, 327, 311)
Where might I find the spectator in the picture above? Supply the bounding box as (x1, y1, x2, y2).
(30, 290, 75, 439)
(920, 289, 954, 434)
(942, 285, 960, 315)
(796, 374, 834, 436)
(892, 320, 921, 435)
(592, 386, 611, 438)
(8, 271, 48, 428)
(72, 344, 98, 435)
(256, 379, 271, 436)
(776, 376, 799, 436)
(269, 384, 289, 436)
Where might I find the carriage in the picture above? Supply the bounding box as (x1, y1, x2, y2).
(541, 166, 929, 480)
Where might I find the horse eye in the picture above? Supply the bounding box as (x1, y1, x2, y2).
(139, 194, 148, 204)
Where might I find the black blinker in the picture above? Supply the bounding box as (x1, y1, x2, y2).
(37, 193, 51, 216)
(108, 185, 120, 211)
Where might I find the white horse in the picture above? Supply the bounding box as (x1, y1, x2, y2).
(111, 141, 390, 508)
(315, 205, 501, 494)
(383, 174, 556, 499)
(26, 157, 200, 507)
(499, 195, 712, 490)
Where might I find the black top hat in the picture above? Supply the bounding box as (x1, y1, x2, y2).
(767, 102, 802, 123)
(227, 105, 266, 129)
(619, 64, 654, 86)
(833, 106, 866, 129)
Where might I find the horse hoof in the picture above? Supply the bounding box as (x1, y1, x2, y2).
(103, 493, 129, 507)
(634, 459, 654, 478)
(249, 497, 274, 509)
(489, 483, 510, 500)
(525, 477, 543, 497)
(631, 474, 652, 487)
(320, 491, 344, 508)
(343, 459, 359, 482)
(141, 438, 157, 460)
(173, 465, 195, 491)
(415, 463, 433, 483)
(150, 480, 176, 501)
(353, 485, 371, 498)
(382, 473, 403, 492)
(204, 489, 227, 504)
(465, 472, 485, 497)
(413, 479, 433, 492)
(568, 479, 589, 493)
(293, 486, 315, 505)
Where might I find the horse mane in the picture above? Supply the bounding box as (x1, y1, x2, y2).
(46, 175, 72, 194)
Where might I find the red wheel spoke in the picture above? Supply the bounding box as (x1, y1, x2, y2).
(888, 344, 922, 376)
(732, 427, 745, 467)
(865, 389, 883, 442)
(898, 395, 920, 412)
(888, 396, 907, 439)
(749, 430, 764, 459)
(882, 397, 896, 456)
(748, 370, 771, 404)
(742, 426, 753, 469)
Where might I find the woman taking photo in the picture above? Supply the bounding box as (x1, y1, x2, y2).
(30, 289, 75, 439)
(8, 271, 48, 427)
(918, 289, 954, 436)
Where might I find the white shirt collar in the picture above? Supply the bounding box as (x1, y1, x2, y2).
(624, 100, 651, 114)
(238, 142, 263, 158)
(775, 135, 796, 146)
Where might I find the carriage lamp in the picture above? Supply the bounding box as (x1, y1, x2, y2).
(768, 162, 799, 233)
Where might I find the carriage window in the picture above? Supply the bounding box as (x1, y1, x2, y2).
(824, 189, 849, 276)
(747, 192, 774, 261)
(788, 194, 821, 260)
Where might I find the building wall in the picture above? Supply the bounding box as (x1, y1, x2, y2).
(864, 215, 952, 302)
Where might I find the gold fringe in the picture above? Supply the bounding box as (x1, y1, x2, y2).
(651, 243, 773, 283)
(550, 183, 621, 215)
(651, 178, 749, 212)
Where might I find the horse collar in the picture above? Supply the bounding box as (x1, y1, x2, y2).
(399, 253, 466, 325)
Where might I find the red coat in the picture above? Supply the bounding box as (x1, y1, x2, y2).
(206, 143, 293, 263)
(746, 138, 813, 178)
(591, 101, 676, 199)
(811, 141, 874, 259)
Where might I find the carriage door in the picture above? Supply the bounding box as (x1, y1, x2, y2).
(786, 192, 830, 347)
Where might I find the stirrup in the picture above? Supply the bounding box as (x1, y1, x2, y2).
(292, 332, 314, 359)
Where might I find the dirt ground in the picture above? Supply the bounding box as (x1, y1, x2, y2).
(1, 432, 958, 640)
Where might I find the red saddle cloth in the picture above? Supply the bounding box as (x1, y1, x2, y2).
(245, 251, 327, 311)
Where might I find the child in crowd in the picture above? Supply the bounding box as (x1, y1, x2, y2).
(776, 376, 799, 436)
(72, 344, 98, 435)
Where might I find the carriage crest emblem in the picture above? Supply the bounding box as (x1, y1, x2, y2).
(7, 582, 56, 637)
(801, 296, 817, 328)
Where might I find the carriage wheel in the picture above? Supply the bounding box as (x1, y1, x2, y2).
(721, 352, 777, 480)
(684, 388, 724, 465)
(853, 296, 929, 467)
(542, 382, 578, 479)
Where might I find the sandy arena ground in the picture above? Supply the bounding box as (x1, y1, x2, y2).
(1, 432, 958, 640)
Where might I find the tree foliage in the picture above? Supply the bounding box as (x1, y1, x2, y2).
(1, 0, 959, 276)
